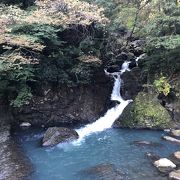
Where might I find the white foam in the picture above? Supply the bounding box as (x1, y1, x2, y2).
(75, 60, 133, 143)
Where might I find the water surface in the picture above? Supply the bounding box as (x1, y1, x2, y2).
(15, 128, 179, 180)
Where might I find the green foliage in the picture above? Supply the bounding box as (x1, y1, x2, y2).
(138, 1, 180, 86)
(153, 76, 171, 96)
(79, 37, 101, 57)
(111, 6, 137, 30)
(11, 24, 64, 46)
(146, 36, 180, 50)
(141, 46, 180, 80)
(10, 85, 32, 107)
(0, 0, 107, 107)
(0, 58, 35, 107)
(143, 16, 180, 37)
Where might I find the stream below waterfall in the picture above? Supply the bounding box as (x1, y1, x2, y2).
(14, 128, 179, 180)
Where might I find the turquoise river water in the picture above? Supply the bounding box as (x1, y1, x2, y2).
(14, 128, 179, 180)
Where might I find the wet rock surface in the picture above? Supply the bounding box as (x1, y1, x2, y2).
(121, 67, 142, 100)
(169, 169, 180, 180)
(132, 140, 162, 147)
(80, 163, 125, 180)
(170, 130, 180, 138)
(12, 84, 110, 127)
(0, 129, 32, 180)
(170, 151, 180, 167)
(162, 136, 180, 144)
(146, 152, 160, 162)
(42, 127, 79, 146)
(154, 158, 176, 174)
(115, 92, 172, 129)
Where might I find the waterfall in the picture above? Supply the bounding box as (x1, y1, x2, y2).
(135, 53, 146, 66)
(75, 60, 133, 143)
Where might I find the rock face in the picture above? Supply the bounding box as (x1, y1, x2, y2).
(161, 93, 180, 123)
(169, 169, 180, 180)
(154, 158, 176, 174)
(115, 92, 172, 129)
(42, 127, 79, 146)
(80, 163, 124, 180)
(121, 67, 142, 100)
(158, 78, 180, 125)
(12, 84, 110, 127)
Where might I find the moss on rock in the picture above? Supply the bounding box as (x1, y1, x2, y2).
(117, 92, 172, 129)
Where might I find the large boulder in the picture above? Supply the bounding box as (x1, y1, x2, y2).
(154, 158, 176, 174)
(114, 92, 172, 129)
(42, 127, 79, 146)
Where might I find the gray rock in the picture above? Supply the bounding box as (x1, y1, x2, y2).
(170, 151, 180, 167)
(169, 169, 180, 180)
(133, 141, 161, 147)
(154, 158, 176, 174)
(42, 127, 79, 146)
(165, 100, 180, 122)
(170, 130, 180, 138)
(162, 136, 180, 144)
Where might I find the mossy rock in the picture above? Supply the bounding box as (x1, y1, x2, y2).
(116, 92, 172, 129)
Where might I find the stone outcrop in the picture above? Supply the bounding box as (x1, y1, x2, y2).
(12, 84, 110, 127)
(115, 92, 172, 129)
(42, 127, 79, 146)
(121, 67, 142, 100)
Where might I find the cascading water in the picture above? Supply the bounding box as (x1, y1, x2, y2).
(75, 60, 134, 143)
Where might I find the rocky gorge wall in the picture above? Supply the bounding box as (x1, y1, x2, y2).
(9, 65, 143, 128)
(12, 83, 111, 127)
(1, 65, 178, 130)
